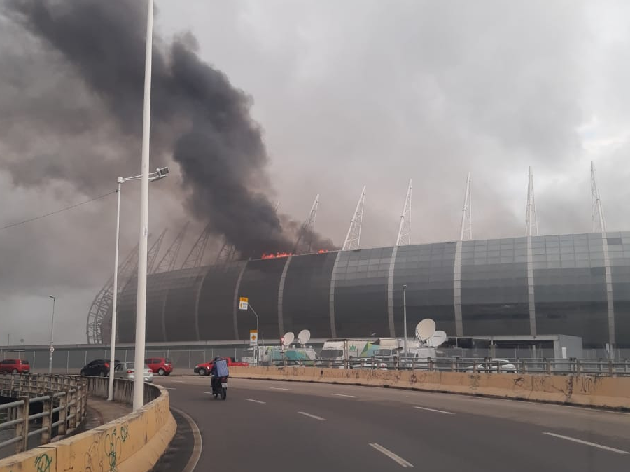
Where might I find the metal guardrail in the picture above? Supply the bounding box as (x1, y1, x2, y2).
(0, 374, 87, 455)
(266, 357, 630, 376)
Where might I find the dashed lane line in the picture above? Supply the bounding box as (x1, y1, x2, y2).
(298, 411, 325, 421)
(269, 387, 290, 391)
(369, 443, 414, 468)
(333, 393, 356, 398)
(246, 399, 266, 404)
(542, 432, 629, 454)
(413, 406, 454, 415)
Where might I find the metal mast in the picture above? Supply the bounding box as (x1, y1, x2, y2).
(293, 194, 320, 254)
(181, 222, 212, 269)
(591, 161, 607, 233)
(525, 167, 539, 237)
(459, 173, 472, 241)
(215, 237, 237, 264)
(86, 242, 140, 344)
(396, 179, 412, 246)
(154, 222, 189, 273)
(147, 229, 166, 274)
(342, 186, 366, 251)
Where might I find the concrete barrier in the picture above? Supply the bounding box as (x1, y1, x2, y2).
(230, 366, 630, 410)
(0, 383, 176, 472)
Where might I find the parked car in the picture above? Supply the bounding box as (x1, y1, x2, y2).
(80, 359, 119, 377)
(0, 359, 30, 374)
(145, 358, 173, 376)
(466, 359, 517, 373)
(194, 357, 248, 376)
(113, 362, 153, 383)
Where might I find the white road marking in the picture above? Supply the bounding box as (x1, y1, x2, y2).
(369, 443, 414, 468)
(413, 406, 454, 415)
(298, 411, 325, 421)
(269, 387, 289, 391)
(173, 380, 185, 383)
(163, 387, 177, 390)
(170, 407, 203, 472)
(542, 432, 629, 454)
(333, 393, 356, 398)
(246, 399, 266, 404)
(203, 391, 212, 394)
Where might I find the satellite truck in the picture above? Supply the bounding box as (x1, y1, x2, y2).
(244, 330, 318, 366)
(319, 338, 374, 367)
(324, 319, 448, 370)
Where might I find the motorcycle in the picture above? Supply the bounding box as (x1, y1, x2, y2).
(211, 375, 228, 400)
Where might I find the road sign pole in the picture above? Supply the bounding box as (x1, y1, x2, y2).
(403, 284, 408, 358)
(249, 304, 259, 365)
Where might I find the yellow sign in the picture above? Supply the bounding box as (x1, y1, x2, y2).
(239, 297, 249, 311)
(250, 330, 258, 344)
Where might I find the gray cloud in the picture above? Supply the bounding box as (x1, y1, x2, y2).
(1, 0, 626, 343)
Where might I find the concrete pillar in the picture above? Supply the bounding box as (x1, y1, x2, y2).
(15, 396, 29, 454)
(41, 393, 53, 444)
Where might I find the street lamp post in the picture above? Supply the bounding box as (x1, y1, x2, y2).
(133, 0, 154, 411)
(248, 304, 259, 365)
(402, 285, 408, 358)
(48, 296, 56, 374)
(109, 168, 168, 402)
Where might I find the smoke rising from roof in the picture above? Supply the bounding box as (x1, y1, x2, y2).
(4, 0, 334, 256)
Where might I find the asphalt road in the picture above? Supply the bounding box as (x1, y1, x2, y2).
(155, 376, 630, 472)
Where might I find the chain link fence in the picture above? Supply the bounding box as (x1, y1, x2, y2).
(1, 345, 629, 374)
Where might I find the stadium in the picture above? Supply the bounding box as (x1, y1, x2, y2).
(85, 168, 630, 350)
(87, 232, 630, 349)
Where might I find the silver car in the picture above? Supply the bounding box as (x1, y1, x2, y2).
(114, 362, 154, 383)
(466, 358, 517, 373)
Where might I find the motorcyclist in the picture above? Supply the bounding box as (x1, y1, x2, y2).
(210, 357, 229, 392)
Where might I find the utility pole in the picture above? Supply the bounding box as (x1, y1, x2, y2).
(48, 296, 56, 374)
(133, 0, 154, 411)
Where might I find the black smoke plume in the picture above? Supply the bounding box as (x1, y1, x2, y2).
(4, 0, 335, 257)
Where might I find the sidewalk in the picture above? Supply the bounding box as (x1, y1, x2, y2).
(84, 396, 132, 430)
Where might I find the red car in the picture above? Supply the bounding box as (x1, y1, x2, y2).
(145, 357, 173, 376)
(194, 357, 248, 376)
(0, 359, 30, 374)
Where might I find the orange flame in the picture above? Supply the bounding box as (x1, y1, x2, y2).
(261, 252, 293, 259)
(261, 249, 329, 259)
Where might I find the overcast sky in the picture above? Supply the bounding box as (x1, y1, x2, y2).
(1, 0, 629, 345)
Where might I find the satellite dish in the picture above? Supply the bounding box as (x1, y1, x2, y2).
(297, 329, 311, 345)
(426, 330, 447, 347)
(283, 332, 295, 346)
(416, 319, 436, 341)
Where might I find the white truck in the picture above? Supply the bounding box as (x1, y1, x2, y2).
(320, 339, 372, 366)
(360, 338, 436, 369)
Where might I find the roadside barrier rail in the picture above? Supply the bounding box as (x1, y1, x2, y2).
(0, 374, 87, 455)
(267, 356, 630, 376)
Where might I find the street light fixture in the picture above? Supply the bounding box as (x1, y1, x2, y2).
(48, 295, 56, 374)
(402, 285, 408, 358)
(109, 167, 168, 402)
